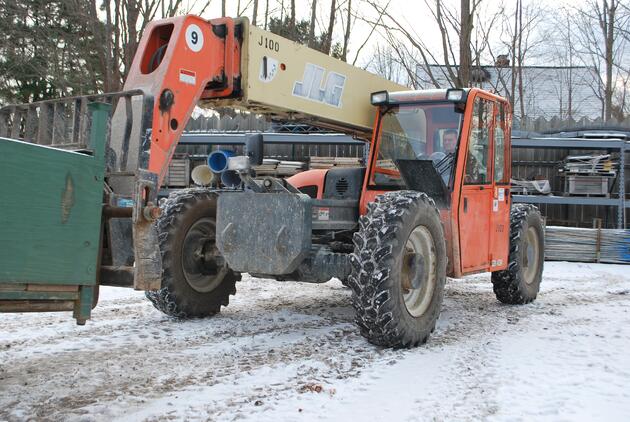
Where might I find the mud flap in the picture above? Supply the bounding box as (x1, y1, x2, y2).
(216, 192, 311, 275)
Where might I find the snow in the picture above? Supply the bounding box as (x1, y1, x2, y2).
(1, 262, 629, 421)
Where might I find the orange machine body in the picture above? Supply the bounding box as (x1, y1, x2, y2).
(290, 88, 512, 279)
(127, 14, 512, 280)
(122, 15, 241, 185)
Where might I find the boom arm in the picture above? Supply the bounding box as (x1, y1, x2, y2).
(115, 15, 406, 187)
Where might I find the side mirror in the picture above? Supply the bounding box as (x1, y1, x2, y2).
(245, 134, 264, 166)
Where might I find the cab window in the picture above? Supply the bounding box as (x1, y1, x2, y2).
(464, 98, 493, 185)
(371, 103, 462, 188)
(494, 103, 510, 184)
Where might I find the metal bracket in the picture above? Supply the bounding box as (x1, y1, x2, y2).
(132, 170, 162, 290)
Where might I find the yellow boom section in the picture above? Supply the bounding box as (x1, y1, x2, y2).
(202, 18, 408, 138)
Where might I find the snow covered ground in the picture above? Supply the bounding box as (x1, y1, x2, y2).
(1, 262, 629, 421)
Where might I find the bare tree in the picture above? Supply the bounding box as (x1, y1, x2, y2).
(575, 0, 628, 121)
(351, 0, 391, 65)
(364, 0, 487, 88)
(459, 0, 474, 87)
(308, 0, 317, 47)
(341, 0, 353, 61)
(323, 0, 337, 54)
(252, 0, 259, 25)
(504, 0, 545, 119)
(80, 0, 204, 91)
(370, 43, 412, 85)
(547, 8, 581, 119)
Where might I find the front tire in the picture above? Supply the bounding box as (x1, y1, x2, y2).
(348, 191, 447, 348)
(145, 189, 240, 317)
(491, 204, 544, 304)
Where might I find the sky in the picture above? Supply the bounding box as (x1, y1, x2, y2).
(178, 0, 592, 69)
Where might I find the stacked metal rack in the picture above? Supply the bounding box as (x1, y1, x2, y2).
(511, 131, 629, 229)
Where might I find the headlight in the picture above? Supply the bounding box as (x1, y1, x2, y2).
(371, 91, 389, 105)
(446, 89, 466, 102)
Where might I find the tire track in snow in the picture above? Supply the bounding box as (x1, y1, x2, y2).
(1, 265, 629, 421)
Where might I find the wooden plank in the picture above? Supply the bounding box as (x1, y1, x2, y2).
(10, 108, 22, 139)
(37, 103, 53, 145)
(26, 284, 79, 292)
(0, 291, 79, 301)
(0, 284, 26, 292)
(0, 300, 75, 312)
(0, 110, 9, 138)
(24, 107, 39, 142)
(51, 102, 67, 146)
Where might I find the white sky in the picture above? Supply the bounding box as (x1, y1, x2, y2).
(182, 0, 591, 68)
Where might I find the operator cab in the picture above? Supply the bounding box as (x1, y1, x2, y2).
(367, 89, 469, 206)
(366, 87, 513, 277)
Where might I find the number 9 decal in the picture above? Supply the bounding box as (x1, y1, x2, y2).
(185, 24, 204, 52)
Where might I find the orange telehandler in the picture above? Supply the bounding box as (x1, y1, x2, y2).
(0, 15, 544, 348)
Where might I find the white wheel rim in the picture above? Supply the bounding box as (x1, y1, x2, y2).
(523, 226, 540, 285)
(401, 225, 437, 317)
(181, 218, 228, 293)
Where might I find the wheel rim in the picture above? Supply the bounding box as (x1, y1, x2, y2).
(401, 225, 437, 318)
(522, 226, 540, 285)
(181, 218, 228, 293)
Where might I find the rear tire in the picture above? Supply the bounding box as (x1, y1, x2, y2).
(145, 189, 240, 318)
(348, 191, 447, 348)
(491, 204, 544, 304)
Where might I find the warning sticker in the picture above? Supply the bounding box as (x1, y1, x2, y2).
(498, 188, 505, 201)
(493, 199, 499, 212)
(314, 207, 330, 221)
(179, 69, 196, 85)
(259, 56, 279, 82)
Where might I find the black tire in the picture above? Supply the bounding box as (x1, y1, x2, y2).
(348, 191, 447, 348)
(145, 188, 240, 317)
(491, 204, 544, 304)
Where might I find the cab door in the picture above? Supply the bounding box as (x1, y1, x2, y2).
(488, 102, 511, 270)
(458, 96, 495, 273)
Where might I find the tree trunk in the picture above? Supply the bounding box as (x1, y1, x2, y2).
(324, 0, 337, 54)
(567, 14, 574, 119)
(510, 1, 518, 112)
(342, 0, 352, 61)
(517, 0, 525, 119)
(104, 0, 114, 92)
(604, 0, 616, 121)
(308, 0, 317, 47)
(252, 0, 259, 25)
(290, 0, 296, 37)
(125, 0, 140, 87)
(459, 0, 472, 87)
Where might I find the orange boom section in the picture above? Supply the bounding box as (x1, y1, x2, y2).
(122, 15, 242, 185)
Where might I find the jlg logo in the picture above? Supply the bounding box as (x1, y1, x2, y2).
(293, 63, 346, 108)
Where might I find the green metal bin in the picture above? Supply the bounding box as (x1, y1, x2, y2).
(0, 103, 110, 323)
